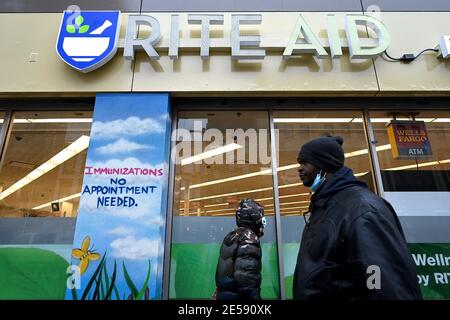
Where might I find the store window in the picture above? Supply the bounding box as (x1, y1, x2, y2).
(169, 110, 280, 299)
(273, 110, 373, 299)
(369, 111, 450, 224)
(0, 111, 92, 218)
(369, 111, 450, 299)
(369, 111, 450, 205)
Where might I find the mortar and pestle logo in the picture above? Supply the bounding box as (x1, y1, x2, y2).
(62, 15, 113, 62)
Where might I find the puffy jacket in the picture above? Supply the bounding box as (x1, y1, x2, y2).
(215, 227, 262, 300)
(293, 166, 422, 300)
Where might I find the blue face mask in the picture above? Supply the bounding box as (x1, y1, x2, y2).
(309, 171, 326, 192)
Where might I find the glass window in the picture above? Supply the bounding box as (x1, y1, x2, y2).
(370, 111, 450, 196)
(0, 111, 92, 217)
(273, 110, 373, 299)
(370, 110, 450, 299)
(169, 110, 280, 299)
(370, 110, 450, 217)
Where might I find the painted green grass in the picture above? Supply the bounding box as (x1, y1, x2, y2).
(283, 243, 300, 299)
(0, 243, 445, 299)
(170, 243, 280, 299)
(69, 255, 151, 300)
(0, 248, 69, 299)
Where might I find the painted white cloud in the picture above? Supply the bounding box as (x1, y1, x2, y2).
(91, 116, 165, 139)
(109, 226, 135, 236)
(145, 217, 165, 227)
(96, 138, 153, 155)
(110, 236, 160, 260)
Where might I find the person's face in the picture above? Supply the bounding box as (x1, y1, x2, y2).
(298, 159, 319, 187)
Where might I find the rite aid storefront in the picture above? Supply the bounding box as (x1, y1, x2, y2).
(1, 2, 450, 300)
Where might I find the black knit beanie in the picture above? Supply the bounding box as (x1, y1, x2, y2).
(298, 136, 345, 173)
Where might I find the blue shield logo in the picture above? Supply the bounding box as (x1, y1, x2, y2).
(56, 11, 121, 73)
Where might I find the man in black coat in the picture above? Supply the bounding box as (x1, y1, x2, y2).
(215, 199, 266, 300)
(293, 135, 422, 300)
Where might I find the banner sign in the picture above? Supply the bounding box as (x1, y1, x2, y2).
(409, 243, 450, 299)
(387, 120, 432, 159)
(66, 93, 170, 300)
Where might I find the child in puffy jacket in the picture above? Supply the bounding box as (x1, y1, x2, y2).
(214, 198, 266, 300)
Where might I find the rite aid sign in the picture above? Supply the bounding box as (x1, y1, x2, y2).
(55, 11, 450, 73)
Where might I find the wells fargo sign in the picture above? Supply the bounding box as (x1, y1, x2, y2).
(387, 120, 432, 159)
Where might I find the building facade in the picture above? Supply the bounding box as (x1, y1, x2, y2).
(0, 1, 450, 300)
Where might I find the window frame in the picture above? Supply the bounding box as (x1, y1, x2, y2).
(164, 97, 450, 300)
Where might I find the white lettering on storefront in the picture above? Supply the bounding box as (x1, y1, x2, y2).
(123, 13, 390, 61)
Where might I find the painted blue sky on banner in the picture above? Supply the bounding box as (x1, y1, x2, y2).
(66, 93, 169, 300)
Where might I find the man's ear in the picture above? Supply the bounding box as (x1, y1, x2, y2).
(313, 165, 321, 175)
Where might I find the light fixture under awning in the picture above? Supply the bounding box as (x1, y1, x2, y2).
(0, 135, 90, 200)
(180, 143, 242, 166)
(274, 118, 353, 123)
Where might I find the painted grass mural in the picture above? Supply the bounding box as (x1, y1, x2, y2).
(69, 239, 153, 300)
(66, 93, 170, 300)
(0, 246, 69, 299)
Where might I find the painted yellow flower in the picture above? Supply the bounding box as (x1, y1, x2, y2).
(72, 236, 101, 275)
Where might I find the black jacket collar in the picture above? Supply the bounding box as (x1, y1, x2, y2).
(311, 166, 368, 208)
